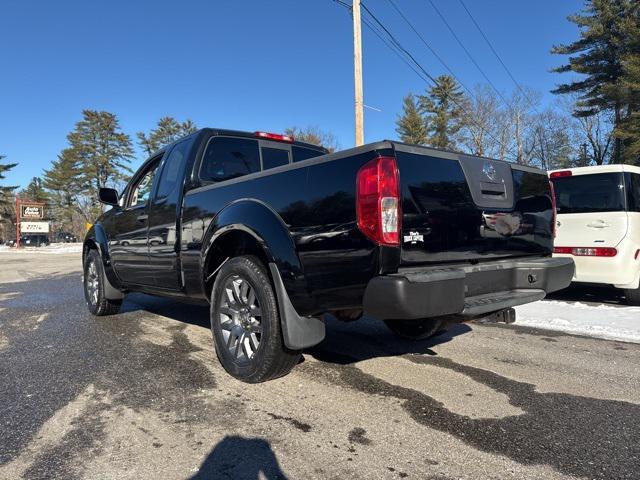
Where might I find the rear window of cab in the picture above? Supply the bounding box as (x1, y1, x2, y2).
(199, 136, 327, 182)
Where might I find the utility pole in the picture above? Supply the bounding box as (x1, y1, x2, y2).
(353, 0, 364, 146)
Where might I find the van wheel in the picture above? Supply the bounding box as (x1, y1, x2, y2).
(210, 255, 301, 383)
(83, 249, 122, 316)
(384, 318, 444, 340)
(625, 286, 640, 306)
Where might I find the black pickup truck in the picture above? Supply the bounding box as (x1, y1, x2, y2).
(83, 128, 573, 382)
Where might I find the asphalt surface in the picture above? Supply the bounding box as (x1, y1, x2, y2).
(1, 252, 639, 480)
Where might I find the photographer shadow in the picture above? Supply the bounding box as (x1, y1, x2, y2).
(191, 436, 288, 480)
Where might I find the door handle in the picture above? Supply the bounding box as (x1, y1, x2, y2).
(136, 214, 148, 223)
(586, 220, 610, 228)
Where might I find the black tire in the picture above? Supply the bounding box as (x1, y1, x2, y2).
(384, 318, 444, 340)
(210, 255, 301, 383)
(625, 286, 640, 306)
(83, 249, 122, 316)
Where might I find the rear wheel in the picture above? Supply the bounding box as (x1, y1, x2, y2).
(625, 286, 640, 306)
(210, 255, 301, 383)
(83, 249, 122, 316)
(384, 318, 444, 340)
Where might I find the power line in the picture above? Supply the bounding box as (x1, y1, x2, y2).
(331, 0, 519, 160)
(424, 0, 514, 113)
(360, 2, 519, 160)
(457, 0, 535, 105)
(384, 0, 477, 101)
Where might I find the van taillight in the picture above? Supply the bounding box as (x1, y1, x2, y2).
(356, 156, 401, 246)
(554, 247, 617, 257)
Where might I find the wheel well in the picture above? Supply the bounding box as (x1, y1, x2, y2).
(203, 230, 271, 299)
(83, 239, 98, 265)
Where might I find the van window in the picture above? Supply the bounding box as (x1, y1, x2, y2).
(292, 146, 325, 162)
(627, 173, 640, 212)
(200, 137, 260, 182)
(261, 147, 290, 170)
(552, 172, 626, 214)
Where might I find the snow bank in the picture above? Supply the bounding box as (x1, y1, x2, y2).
(514, 300, 640, 343)
(0, 243, 82, 254)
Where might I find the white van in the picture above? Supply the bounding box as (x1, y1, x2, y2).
(550, 165, 640, 304)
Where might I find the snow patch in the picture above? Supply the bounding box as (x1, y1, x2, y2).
(0, 243, 82, 254)
(514, 300, 640, 343)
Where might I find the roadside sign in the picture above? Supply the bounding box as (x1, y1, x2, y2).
(20, 204, 44, 219)
(21, 222, 50, 233)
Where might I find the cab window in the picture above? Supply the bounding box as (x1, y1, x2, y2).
(128, 162, 159, 208)
(261, 147, 290, 170)
(200, 137, 260, 182)
(156, 138, 192, 199)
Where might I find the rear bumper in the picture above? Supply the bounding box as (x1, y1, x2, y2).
(363, 256, 574, 320)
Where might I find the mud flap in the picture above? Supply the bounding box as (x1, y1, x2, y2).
(268, 263, 325, 350)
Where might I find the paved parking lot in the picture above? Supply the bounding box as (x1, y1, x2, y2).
(1, 252, 639, 479)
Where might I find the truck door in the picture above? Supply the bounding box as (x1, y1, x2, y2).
(147, 137, 194, 290)
(110, 157, 161, 286)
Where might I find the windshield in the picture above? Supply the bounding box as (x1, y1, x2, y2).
(552, 172, 626, 214)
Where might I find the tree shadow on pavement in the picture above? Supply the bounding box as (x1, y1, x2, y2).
(191, 436, 288, 480)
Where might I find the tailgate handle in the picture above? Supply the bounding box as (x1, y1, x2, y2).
(480, 181, 506, 197)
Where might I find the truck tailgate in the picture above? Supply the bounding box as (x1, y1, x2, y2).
(395, 147, 554, 265)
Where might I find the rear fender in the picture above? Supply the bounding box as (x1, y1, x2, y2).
(202, 199, 324, 349)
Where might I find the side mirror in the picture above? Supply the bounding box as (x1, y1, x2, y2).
(99, 187, 120, 207)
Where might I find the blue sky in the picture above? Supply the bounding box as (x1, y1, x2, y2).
(0, 0, 583, 188)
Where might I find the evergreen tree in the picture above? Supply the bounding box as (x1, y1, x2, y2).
(137, 117, 198, 156)
(67, 110, 134, 206)
(43, 148, 84, 230)
(616, 25, 640, 164)
(395, 94, 428, 145)
(0, 154, 17, 207)
(20, 177, 49, 203)
(418, 75, 467, 150)
(551, 0, 640, 163)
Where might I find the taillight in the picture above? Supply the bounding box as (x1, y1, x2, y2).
(550, 170, 572, 178)
(254, 131, 294, 142)
(356, 156, 401, 246)
(554, 247, 617, 257)
(549, 180, 557, 238)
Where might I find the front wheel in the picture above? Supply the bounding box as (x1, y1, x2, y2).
(210, 255, 301, 383)
(384, 318, 444, 340)
(83, 249, 122, 316)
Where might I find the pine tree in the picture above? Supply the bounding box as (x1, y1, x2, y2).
(616, 22, 640, 164)
(395, 94, 428, 145)
(418, 75, 467, 150)
(0, 154, 17, 207)
(20, 177, 49, 203)
(67, 110, 134, 203)
(43, 148, 84, 230)
(137, 117, 198, 156)
(551, 0, 640, 163)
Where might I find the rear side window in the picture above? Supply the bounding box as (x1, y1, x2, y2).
(261, 147, 289, 170)
(156, 139, 191, 199)
(200, 137, 260, 182)
(292, 146, 325, 163)
(552, 172, 626, 214)
(627, 173, 640, 212)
